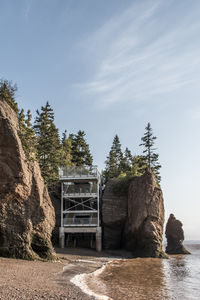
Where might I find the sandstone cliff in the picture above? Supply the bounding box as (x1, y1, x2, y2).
(0, 99, 55, 260)
(125, 170, 166, 257)
(165, 214, 190, 254)
(102, 170, 166, 258)
(102, 178, 127, 249)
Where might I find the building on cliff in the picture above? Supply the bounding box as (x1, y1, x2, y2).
(58, 165, 102, 251)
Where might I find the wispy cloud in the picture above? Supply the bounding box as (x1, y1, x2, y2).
(25, 0, 32, 18)
(77, 0, 200, 107)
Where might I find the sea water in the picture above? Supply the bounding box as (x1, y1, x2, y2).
(97, 243, 200, 300)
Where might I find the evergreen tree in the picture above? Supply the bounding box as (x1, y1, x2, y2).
(104, 134, 123, 180)
(61, 130, 74, 166)
(34, 101, 62, 186)
(0, 79, 18, 113)
(139, 122, 161, 182)
(18, 109, 37, 160)
(71, 130, 93, 166)
(131, 155, 147, 176)
(120, 147, 133, 173)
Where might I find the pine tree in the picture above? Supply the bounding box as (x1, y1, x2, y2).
(18, 109, 37, 160)
(61, 130, 74, 166)
(71, 130, 93, 166)
(34, 101, 62, 186)
(139, 122, 161, 182)
(0, 79, 18, 113)
(131, 155, 147, 176)
(25, 110, 37, 159)
(104, 134, 123, 180)
(120, 147, 133, 173)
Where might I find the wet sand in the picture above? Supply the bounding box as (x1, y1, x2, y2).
(3, 247, 197, 300)
(0, 248, 129, 300)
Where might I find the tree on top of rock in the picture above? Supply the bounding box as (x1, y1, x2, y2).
(104, 134, 123, 180)
(0, 79, 18, 113)
(120, 147, 134, 173)
(34, 101, 62, 186)
(139, 122, 161, 182)
(18, 109, 37, 160)
(71, 130, 93, 166)
(61, 130, 74, 166)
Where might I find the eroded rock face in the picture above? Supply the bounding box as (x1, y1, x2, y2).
(0, 99, 55, 260)
(102, 171, 166, 257)
(125, 171, 165, 257)
(102, 178, 127, 249)
(165, 214, 190, 254)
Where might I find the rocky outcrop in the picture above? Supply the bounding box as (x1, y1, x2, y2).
(50, 184, 61, 246)
(0, 99, 55, 260)
(102, 179, 127, 249)
(165, 214, 190, 254)
(125, 171, 166, 257)
(102, 170, 166, 257)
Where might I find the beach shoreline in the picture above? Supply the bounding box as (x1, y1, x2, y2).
(0, 248, 130, 300)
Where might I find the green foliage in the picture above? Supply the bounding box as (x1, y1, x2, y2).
(120, 147, 133, 173)
(61, 130, 74, 166)
(71, 130, 93, 166)
(140, 122, 161, 182)
(0, 79, 18, 113)
(104, 134, 123, 180)
(131, 155, 147, 176)
(18, 109, 37, 161)
(34, 101, 62, 187)
(104, 135, 146, 181)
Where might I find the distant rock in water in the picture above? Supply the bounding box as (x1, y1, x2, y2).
(102, 170, 166, 258)
(0, 99, 55, 260)
(165, 214, 190, 254)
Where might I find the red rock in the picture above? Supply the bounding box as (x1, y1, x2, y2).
(0, 99, 55, 260)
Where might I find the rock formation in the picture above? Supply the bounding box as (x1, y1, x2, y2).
(102, 178, 127, 249)
(125, 170, 166, 257)
(165, 214, 190, 254)
(102, 170, 166, 258)
(0, 99, 55, 260)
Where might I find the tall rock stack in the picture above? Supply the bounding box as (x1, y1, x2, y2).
(0, 99, 55, 260)
(102, 170, 166, 257)
(125, 170, 166, 257)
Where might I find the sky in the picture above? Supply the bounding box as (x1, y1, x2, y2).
(0, 0, 200, 240)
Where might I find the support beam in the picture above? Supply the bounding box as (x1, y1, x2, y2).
(96, 227, 102, 252)
(59, 227, 65, 248)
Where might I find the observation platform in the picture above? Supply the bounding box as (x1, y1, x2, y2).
(59, 165, 102, 251)
(59, 166, 100, 182)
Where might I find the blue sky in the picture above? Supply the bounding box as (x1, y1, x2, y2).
(1, 0, 200, 240)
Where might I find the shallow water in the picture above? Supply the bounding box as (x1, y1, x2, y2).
(97, 244, 200, 300)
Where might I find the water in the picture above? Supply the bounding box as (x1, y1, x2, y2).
(97, 243, 200, 300)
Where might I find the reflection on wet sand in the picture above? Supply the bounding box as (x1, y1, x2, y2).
(66, 244, 200, 300)
(92, 258, 169, 300)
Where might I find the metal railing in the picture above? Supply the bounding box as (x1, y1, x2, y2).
(63, 183, 98, 195)
(63, 217, 98, 226)
(59, 166, 99, 180)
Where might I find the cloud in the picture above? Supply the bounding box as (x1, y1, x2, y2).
(25, 0, 32, 18)
(77, 0, 200, 108)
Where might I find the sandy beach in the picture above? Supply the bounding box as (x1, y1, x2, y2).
(0, 248, 128, 300)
